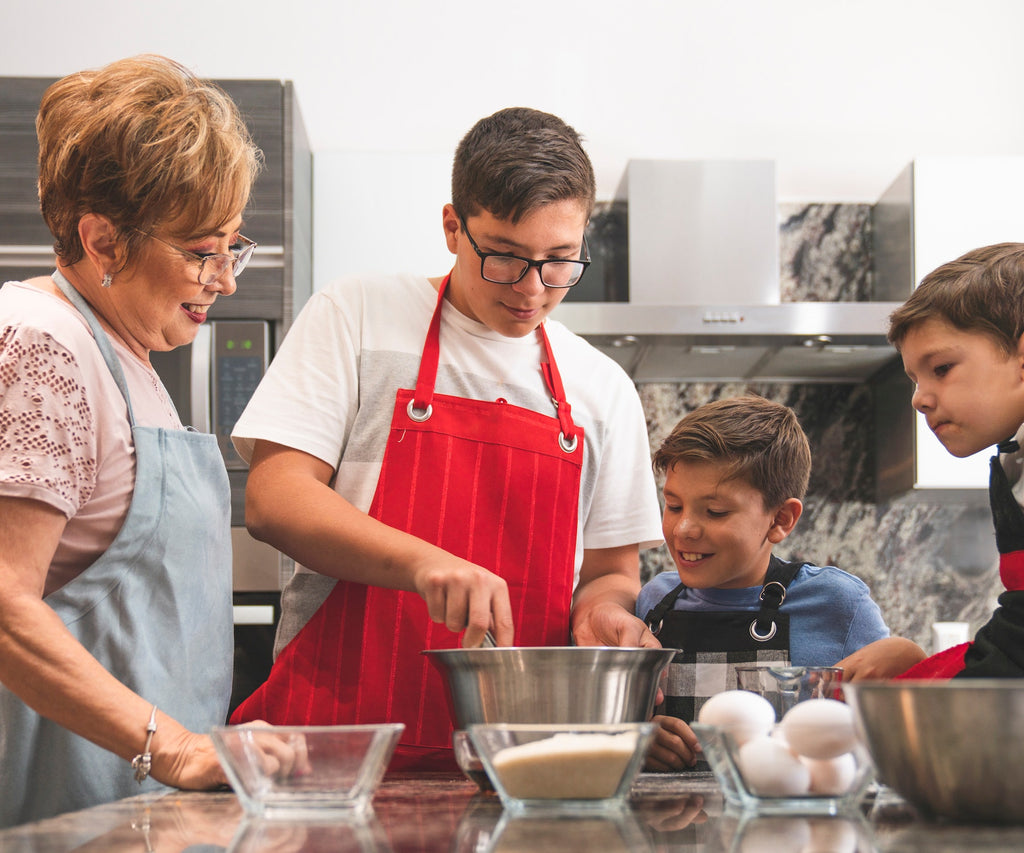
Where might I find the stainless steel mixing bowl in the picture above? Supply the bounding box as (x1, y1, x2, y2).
(423, 646, 675, 728)
(844, 680, 1024, 823)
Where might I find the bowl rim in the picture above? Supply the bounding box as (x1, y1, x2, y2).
(211, 723, 406, 735)
(466, 721, 657, 733)
(844, 678, 1024, 690)
(422, 646, 674, 655)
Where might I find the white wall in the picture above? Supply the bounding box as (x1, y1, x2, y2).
(5, 0, 1024, 201)
(5, 0, 1024, 281)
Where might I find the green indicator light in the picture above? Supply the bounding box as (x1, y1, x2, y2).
(225, 340, 235, 350)
(243, 340, 253, 350)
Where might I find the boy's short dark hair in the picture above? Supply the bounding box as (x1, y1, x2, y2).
(887, 242, 1024, 355)
(653, 395, 811, 510)
(451, 107, 596, 224)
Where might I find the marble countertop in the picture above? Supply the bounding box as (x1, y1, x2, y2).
(3, 772, 1024, 852)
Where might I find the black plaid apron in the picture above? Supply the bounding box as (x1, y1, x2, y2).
(643, 555, 802, 723)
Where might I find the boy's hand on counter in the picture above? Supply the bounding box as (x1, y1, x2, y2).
(644, 714, 701, 771)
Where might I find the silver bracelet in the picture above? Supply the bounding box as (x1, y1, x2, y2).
(131, 705, 158, 784)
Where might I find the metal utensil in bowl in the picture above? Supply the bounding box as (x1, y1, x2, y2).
(844, 680, 1024, 823)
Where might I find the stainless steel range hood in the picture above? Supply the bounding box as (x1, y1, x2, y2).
(554, 160, 901, 383)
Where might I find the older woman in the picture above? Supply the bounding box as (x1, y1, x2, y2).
(0, 55, 261, 826)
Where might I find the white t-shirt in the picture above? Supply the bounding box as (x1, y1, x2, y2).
(232, 273, 663, 644)
(0, 280, 182, 594)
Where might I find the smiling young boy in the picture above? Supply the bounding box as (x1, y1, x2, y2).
(636, 396, 922, 770)
(888, 242, 1024, 679)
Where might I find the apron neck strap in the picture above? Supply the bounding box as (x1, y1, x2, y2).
(412, 273, 579, 442)
(411, 276, 447, 413)
(51, 270, 137, 425)
(645, 554, 803, 638)
(750, 554, 803, 640)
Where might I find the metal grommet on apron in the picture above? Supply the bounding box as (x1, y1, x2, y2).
(644, 555, 802, 724)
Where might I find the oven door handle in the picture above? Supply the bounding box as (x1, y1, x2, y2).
(189, 323, 212, 434)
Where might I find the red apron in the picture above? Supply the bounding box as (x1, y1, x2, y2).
(231, 275, 584, 770)
(896, 445, 1024, 680)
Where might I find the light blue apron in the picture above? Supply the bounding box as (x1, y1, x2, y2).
(0, 271, 233, 827)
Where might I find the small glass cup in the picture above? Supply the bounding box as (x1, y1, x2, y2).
(734, 665, 843, 718)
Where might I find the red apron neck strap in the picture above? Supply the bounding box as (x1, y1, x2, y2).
(413, 274, 579, 444)
(412, 274, 449, 413)
(539, 323, 579, 444)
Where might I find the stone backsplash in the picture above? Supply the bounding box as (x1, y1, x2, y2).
(636, 203, 1001, 654)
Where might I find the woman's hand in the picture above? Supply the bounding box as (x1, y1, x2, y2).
(155, 722, 313, 790)
(152, 728, 230, 790)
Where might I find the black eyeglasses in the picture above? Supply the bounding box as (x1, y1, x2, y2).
(460, 217, 590, 288)
(137, 230, 257, 286)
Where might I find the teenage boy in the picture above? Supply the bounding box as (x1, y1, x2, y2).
(888, 242, 1024, 679)
(228, 107, 664, 770)
(636, 396, 923, 770)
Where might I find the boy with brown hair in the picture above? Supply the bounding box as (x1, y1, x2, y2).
(888, 242, 1024, 679)
(636, 395, 922, 770)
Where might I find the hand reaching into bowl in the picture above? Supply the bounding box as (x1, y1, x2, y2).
(231, 724, 313, 780)
(570, 600, 662, 649)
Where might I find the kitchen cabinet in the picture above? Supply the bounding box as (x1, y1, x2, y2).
(0, 76, 312, 329)
(874, 157, 1024, 495)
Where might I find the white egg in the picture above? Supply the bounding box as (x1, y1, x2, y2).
(801, 751, 857, 795)
(780, 699, 857, 760)
(698, 690, 776, 746)
(737, 735, 811, 797)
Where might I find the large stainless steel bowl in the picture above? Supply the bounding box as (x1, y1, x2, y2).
(844, 680, 1024, 823)
(423, 646, 675, 728)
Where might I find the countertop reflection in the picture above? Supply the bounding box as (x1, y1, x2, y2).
(4, 772, 1024, 852)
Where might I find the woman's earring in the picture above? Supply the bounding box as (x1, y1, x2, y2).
(101, 273, 113, 288)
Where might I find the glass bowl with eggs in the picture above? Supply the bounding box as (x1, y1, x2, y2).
(691, 690, 874, 816)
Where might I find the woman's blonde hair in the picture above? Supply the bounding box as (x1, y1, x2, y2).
(37, 54, 262, 267)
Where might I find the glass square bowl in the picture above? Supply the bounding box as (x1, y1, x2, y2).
(467, 722, 656, 815)
(210, 723, 404, 820)
(691, 722, 874, 817)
